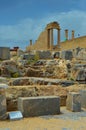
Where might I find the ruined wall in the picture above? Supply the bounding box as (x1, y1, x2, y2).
(27, 35, 86, 51)
(61, 36, 86, 50)
(27, 30, 48, 51)
(26, 20, 86, 51)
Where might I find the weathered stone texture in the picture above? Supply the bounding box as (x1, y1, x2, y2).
(27, 30, 48, 51)
(26, 22, 61, 51)
(80, 90, 86, 109)
(0, 89, 7, 119)
(66, 92, 81, 112)
(0, 47, 10, 60)
(18, 96, 60, 117)
(37, 51, 52, 59)
(9, 77, 75, 86)
(71, 64, 86, 83)
(61, 36, 86, 50)
(61, 50, 73, 60)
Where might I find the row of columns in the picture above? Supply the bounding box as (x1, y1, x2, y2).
(47, 28, 60, 50)
(65, 29, 75, 40)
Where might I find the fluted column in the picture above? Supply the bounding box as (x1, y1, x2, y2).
(58, 29, 60, 48)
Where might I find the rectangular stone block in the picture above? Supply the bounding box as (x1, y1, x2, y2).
(18, 96, 60, 117)
(0, 95, 7, 119)
(80, 90, 86, 109)
(66, 92, 81, 112)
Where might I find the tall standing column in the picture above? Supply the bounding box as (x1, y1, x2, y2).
(47, 29, 50, 49)
(58, 29, 60, 48)
(65, 29, 68, 40)
(50, 28, 53, 50)
(30, 40, 32, 46)
(72, 30, 75, 40)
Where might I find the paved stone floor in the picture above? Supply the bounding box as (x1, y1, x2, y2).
(0, 107, 86, 130)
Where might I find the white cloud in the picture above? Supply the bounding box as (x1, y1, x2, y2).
(0, 10, 86, 49)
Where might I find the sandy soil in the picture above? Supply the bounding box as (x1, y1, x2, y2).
(0, 107, 86, 130)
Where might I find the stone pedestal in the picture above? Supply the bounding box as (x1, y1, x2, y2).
(66, 92, 81, 112)
(80, 90, 86, 109)
(0, 88, 7, 120)
(18, 96, 60, 117)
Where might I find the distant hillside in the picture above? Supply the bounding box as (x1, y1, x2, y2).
(61, 36, 86, 50)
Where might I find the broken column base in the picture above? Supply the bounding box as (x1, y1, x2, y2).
(18, 96, 60, 117)
(66, 92, 81, 112)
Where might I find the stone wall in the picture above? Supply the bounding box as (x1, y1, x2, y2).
(27, 33, 86, 51)
(27, 30, 48, 51)
(61, 36, 86, 50)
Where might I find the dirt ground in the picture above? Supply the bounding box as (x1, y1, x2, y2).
(0, 107, 86, 130)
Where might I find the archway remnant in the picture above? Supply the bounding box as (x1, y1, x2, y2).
(46, 22, 61, 50)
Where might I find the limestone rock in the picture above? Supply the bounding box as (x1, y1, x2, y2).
(37, 51, 52, 59)
(80, 90, 86, 109)
(0, 90, 7, 120)
(66, 92, 81, 112)
(61, 50, 73, 60)
(0, 60, 24, 77)
(71, 64, 86, 83)
(18, 96, 60, 117)
(76, 48, 86, 60)
(9, 77, 75, 86)
(25, 67, 43, 77)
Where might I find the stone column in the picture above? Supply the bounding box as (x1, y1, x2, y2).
(30, 40, 32, 46)
(72, 30, 75, 40)
(47, 29, 50, 49)
(50, 28, 53, 50)
(58, 29, 60, 48)
(65, 29, 68, 40)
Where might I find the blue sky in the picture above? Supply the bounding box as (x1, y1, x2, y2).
(0, 0, 86, 50)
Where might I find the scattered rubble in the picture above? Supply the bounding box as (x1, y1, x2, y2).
(0, 47, 86, 117)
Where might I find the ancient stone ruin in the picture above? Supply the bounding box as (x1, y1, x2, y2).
(0, 21, 86, 122)
(27, 21, 86, 51)
(27, 21, 61, 51)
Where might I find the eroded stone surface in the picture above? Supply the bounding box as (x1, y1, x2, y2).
(80, 90, 86, 109)
(66, 92, 81, 112)
(0, 95, 7, 120)
(18, 96, 60, 117)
